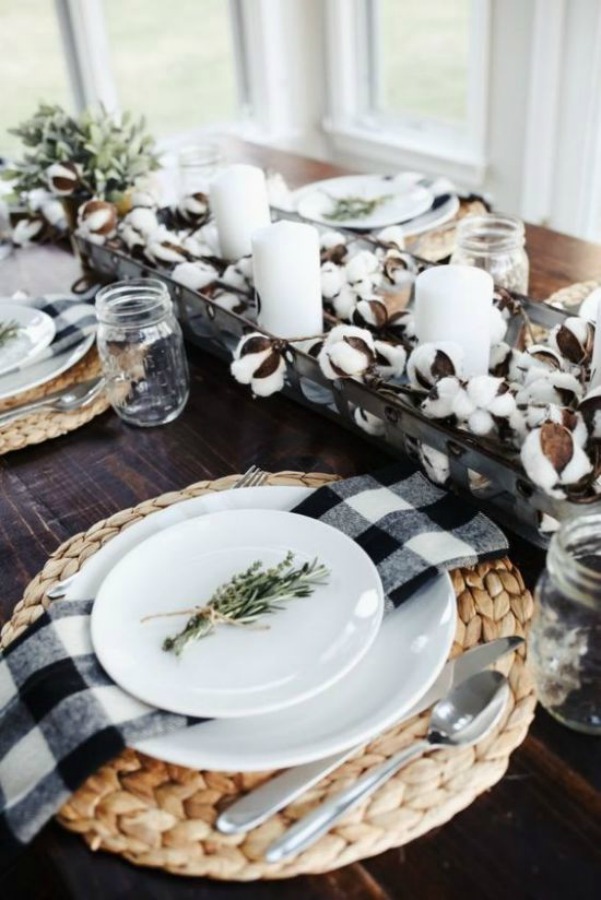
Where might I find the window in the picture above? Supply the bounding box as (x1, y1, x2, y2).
(104, 0, 240, 137)
(324, 0, 490, 183)
(371, 0, 471, 126)
(0, 0, 72, 157)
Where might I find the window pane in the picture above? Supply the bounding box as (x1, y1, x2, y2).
(104, 0, 239, 137)
(0, 0, 72, 157)
(377, 0, 470, 125)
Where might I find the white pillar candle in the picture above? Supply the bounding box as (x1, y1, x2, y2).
(252, 221, 323, 338)
(590, 301, 601, 388)
(209, 164, 271, 260)
(414, 265, 494, 376)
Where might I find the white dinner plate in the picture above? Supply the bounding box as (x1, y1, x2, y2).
(0, 303, 56, 376)
(66, 485, 456, 771)
(292, 172, 460, 237)
(0, 331, 95, 402)
(296, 174, 433, 230)
(91, 508, 384, 718)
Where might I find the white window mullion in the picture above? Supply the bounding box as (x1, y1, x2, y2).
(54, 0, 119, 113)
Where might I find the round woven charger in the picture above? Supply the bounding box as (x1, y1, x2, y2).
(1, 472, 536, 881)
(0, 347, 110, 455)
(407, 199, 489, 262)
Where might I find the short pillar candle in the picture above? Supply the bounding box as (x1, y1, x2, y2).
(414, 265, 494, 375)
(252, 220, 323, 338)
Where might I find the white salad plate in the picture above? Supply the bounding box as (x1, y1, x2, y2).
(0, 302, 56, 377)
(90, 508, 385, 719)
(67, 485, 456, 771)
(0, 331, 95, 402)
(292, 172, 460, 237)
(295, 174, 433, 230)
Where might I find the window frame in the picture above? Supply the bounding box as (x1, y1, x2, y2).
(323, 0, 491, 187)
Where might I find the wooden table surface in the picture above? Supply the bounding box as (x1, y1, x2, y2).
(1, 140, 600, 900)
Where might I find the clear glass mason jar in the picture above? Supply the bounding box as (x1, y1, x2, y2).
(95, 279, 189, 427)
(178, 142, 223, 195)
(531, 514, 601, 734)
(450, 213, 529, 294)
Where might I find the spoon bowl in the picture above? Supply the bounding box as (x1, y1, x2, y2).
(265, 669, 510, 862)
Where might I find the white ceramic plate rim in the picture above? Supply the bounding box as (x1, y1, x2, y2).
(296, 175, 433, 229)
(0, 303, 56, 376)
(64, 485, 456, 771)
(90, 508, 384, 718)
(292, 173, 460, 237)
(0, 331, 95, 401)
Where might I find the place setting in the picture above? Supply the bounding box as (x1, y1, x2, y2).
(0, 460, 533, 876)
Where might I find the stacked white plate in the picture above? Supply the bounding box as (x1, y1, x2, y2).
(0, 297, 95, 402)
(76, 485, 457, 772)
(292, 172, 459, 235)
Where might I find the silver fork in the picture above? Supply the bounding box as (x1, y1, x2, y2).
(45, 465, 270, 599)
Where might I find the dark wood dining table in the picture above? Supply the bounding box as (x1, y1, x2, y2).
(1, 139, 600, 900)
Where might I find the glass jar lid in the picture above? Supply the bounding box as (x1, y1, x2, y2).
(455, 214, 525, 255)
(96, 278, 173, 328)
(547, 513, 601, 608)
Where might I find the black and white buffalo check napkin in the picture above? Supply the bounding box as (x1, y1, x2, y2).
(0, 460, 507, 865)
(1, 294, 96, 378)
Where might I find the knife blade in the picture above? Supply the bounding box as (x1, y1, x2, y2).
(216, 635, 523, 835)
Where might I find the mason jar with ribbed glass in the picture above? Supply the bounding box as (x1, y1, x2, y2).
(450, 214, 529, 293)
(531, 514, 601, 734)
(95, 279, 189, 427)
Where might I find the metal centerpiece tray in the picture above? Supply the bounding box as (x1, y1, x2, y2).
(73, 212, 598, 547)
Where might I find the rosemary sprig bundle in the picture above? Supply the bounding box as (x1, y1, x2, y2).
(324, 193, 393, 222)
(0, 320, 20, 349)
(154, 552, 330, 657)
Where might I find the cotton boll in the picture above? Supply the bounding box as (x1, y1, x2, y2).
(354, 406, 385, 436)
(451, 375, 516, 437)
(353, 297, 389, 329)
(418, 443, 450, 485)
(172, 261, 218, 291)
(516, 371, 583, 408)
(548, 316, 595, 366)
(235, 255, 254, 280)
(12, 217, 45, 246)
(231, 333, 286, 397)
(76, 199, 118, 244)
(489, 342, 526, 382)
(124, 206, 159, 238)
(320, 231, 346, 250)
(177, 192, 210, 228)
(344, 250, 380, 284)
(521, 422, 592, 497)
(212, 290, 248, 315)
(221, 264, 251, 291)
(40, 198, 66, 229)
(579, 386, 601, 440)
(331, 283, 358, 320)
(194, 222, 221, 255)
(374, 340, 407, 378)
(407, 342, 464, 389)
(320, 261, 345, 299)
(353, 274, 382, 300)
(377, 225, 406, 251)
(521, 344, 564, 380)
(46, 161, 80, 196)
(318, 324, 376, 380)
(489, 305, 508, 345)
(578, 287, 601, 323)
(421, 376, 463, 418)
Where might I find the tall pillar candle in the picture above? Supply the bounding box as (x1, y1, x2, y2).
(209, 164, 270, 260)
(252, 221, 323, 338)
(414, 265, 494, 375)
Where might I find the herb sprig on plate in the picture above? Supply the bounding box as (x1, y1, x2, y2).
(0, 321, 20, 349)
(324, 193, 393, 222)
(146, 552, 330, 657)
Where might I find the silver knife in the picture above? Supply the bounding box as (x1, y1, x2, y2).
(216, 635, 523, 835)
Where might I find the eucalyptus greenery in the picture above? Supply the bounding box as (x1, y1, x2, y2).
(152, 552, 330, 657)
(2, 103, 159, 201)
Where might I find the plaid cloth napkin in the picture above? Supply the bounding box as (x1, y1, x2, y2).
(0, 461, 507, 865)
(1, 295, 96, 379)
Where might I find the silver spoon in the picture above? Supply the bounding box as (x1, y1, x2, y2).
(265, 670, 509, 863)
(0, 377, 105, 427)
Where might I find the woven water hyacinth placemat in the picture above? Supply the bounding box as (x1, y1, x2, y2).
(1, 471, 536, 880)
(0, 348, 110, 456)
